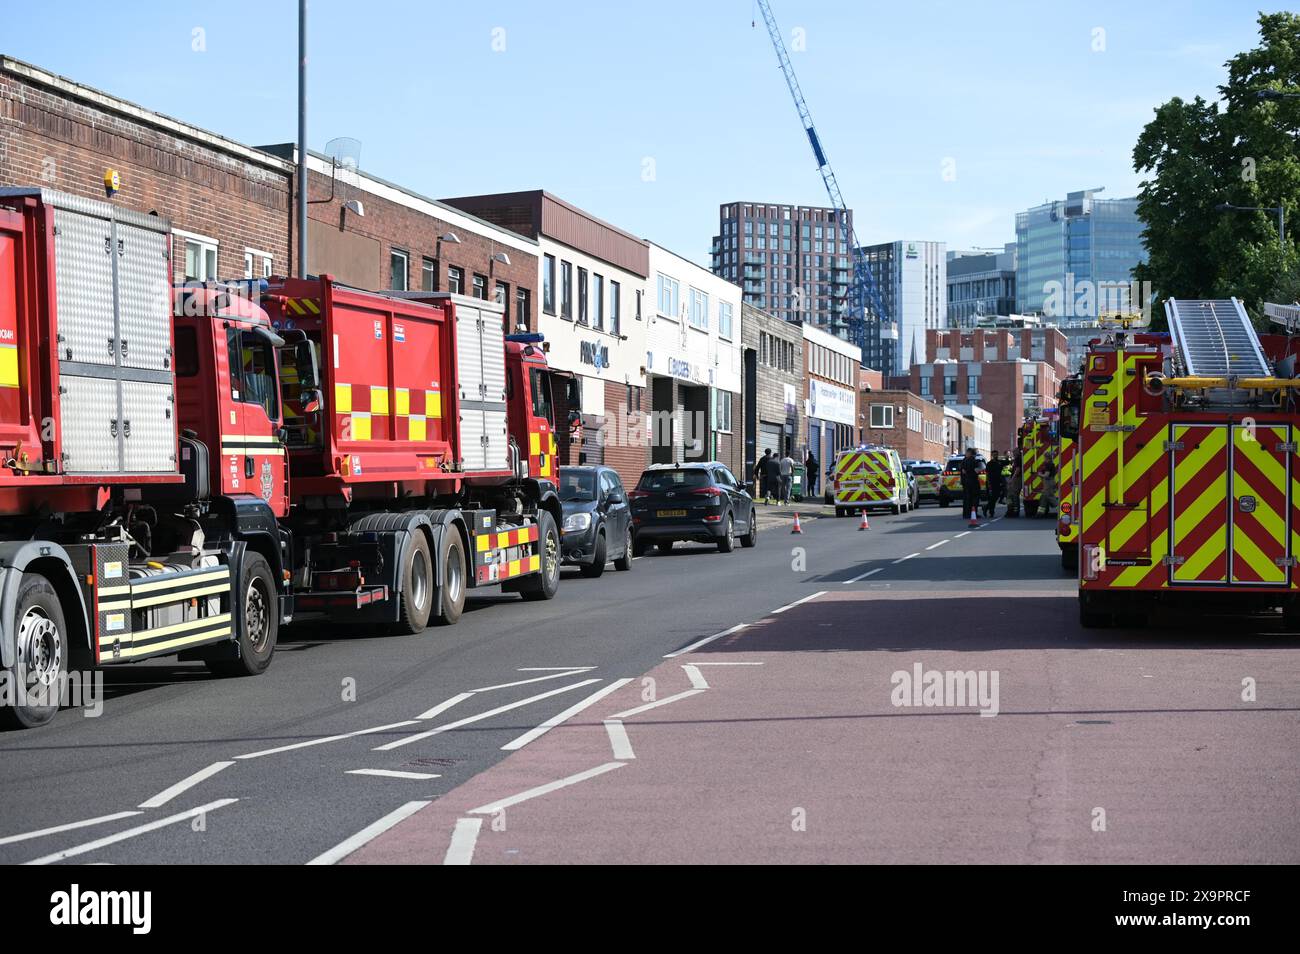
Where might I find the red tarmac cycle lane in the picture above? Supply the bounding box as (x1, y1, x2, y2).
(348, 589, 1300, 864)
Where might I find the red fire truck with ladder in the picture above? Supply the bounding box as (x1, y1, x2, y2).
(1076, 299, 1300, 629)
(0, 187, 562, 728)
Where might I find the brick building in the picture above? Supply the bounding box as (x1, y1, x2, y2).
(257, 148, 539, 332)
(440, 190, 648, 490)
(741, 304, 803, 493)
(1, 55, 292, 284)
(856, 389, 948, 462)
(904, 325, 1068, 453)
(803, 322, 860, 470)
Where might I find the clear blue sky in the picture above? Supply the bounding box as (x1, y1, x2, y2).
(2, 0, 1271, 264)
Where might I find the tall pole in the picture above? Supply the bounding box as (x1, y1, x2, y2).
(296, 0, 308, 278)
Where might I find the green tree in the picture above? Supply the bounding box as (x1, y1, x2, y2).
(1134, 13, 1300, 329)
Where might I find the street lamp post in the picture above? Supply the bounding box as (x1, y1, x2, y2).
(1216, 202, 1286, 245)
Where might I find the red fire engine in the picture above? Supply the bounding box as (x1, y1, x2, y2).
(1076, 301, 1300, 628)
(0, 188, 562, 728)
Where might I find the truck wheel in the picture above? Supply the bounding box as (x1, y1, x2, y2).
(433, 529, 467, 626)
(1061, 545, 1078, 573)
(1025, 500, 1039, 518)
(939, 494, 950, 508)
(1282, 599, 1300, 632)
(614, 527, 634, 571)
(1078, 592, 1112, 629)
(581, 531, 607, 578)
(394, 532, 434, 634)
(208, 554, 277, 677)
(519, 511, 560, 602)
(1, 574, 67, 730)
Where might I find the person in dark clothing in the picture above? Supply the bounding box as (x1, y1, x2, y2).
(984, 450, 1005, 518)
(805, 452, 819, 497)
(758, 450, 772, 502)
(762, 451, 783, 505)
(959, 447, 983, 525)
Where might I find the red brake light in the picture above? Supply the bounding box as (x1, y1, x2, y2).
(628, 489, 651, 499)
(691, 486, 723, 497)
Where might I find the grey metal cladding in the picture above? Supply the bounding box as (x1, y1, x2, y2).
(116, 220, 172, 372)
(455, 307, 485, 401)
(478, 303, 508, 403)
(0, 187, 172, 233)
(60, 374, 122, 473)
(460, 409, 487, 471)
(120, 379, 177, 473)
(483, 407, 509, 472)
(53, 207, 116, 367)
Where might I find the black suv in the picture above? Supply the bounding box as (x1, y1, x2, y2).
(629, 463, 757, 555)
(559, 465, 633, 578)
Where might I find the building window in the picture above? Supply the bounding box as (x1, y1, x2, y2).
(448, 266, 464, 295)
(945, 376, 958, 396)
(543, 254, 556, 315)
(689, 288, 708, 330)
(920, 376, 931, 397)
(719, 301, 733, 340)
(470, 273, 487, 300)
(967, 374, 980, 395)
(422, 257, 438, 292)
(390, 249, 409, 291)
(577, 267, 589, 324)
(495, 281, 509, 321)
(870, 404, 894, 428)
(610, 280, 621, 336)
(243, 249, 272, 280)
(592, 273, 604, 330)
(181, 235, 218, 282)
(657, 273, 680, 319)
(1023, 370, 1038, 395)
(715, 389, 732, 433)
(635, 288, 643, 321)
(560, 261, 573, 319)
(908, 407, 922, 433)
(515, 288, 530, 329)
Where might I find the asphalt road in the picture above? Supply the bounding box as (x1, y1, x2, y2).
(3, 502, 1298, 864)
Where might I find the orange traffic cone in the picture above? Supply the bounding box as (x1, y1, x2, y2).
(969, 516, 979, 528)
(858, 511, 870, 531)
(791, 512, 803, 534)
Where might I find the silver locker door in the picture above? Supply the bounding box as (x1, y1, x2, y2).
(120, 379, 177, 473)
(116, 221, 172, 372)
(53, 207, 115, 367)
(483, 408, 509, 472)
(60, 374, 121, 473)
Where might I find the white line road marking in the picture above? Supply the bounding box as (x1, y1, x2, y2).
(0, 811, 142, 848)
(24, 799, 238, 866)
(691, 661, 765, 666)
(925, 539, 950, 551)
(500, 678, 633, 751)
(471, 669, 594, 692)
(843, 567, 883, 584)
(682, 665, 709, 689)
(468, 762, 626, 816)
(516, 667, 598, 671)
(236, 721, 420, 760)
(610, 688, 704, 720)
(138, 761, 234, 809)
(376, 679, 602, 752)
(306, 800, 430, 866)
(664, 623, 747, 658)
(956, 531, 971, 538)
(772, 590, 827, 614)
(604, 720, 635, 759)
(892, 553, 920, 564)
(346, 769, 441, 780)
(417, 692, 475, 721)
(444, 818, 483, 865)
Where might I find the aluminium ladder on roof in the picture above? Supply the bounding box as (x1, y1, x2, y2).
(1164, 298, 1270, 378)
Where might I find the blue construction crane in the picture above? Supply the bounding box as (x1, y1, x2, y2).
(754, 0, 892, 367)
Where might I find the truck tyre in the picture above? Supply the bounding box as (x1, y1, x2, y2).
(581, 531, 607, 578)
(394, 532, 434, 634)
(939, 493, 950, 508)
(717, 514, 736, 553)
(1024, 500, 1039, 518)
(208, 554, 277, 677)
(433, 529, 467, 626)
(1282, 599, 1300, 632)
(519, 511, 560, 602)
(1061, 545, 1079, 573)
(1, 574, 67, 730)
(614, 527, 634, 571)
(1078, 592, 1112, 629)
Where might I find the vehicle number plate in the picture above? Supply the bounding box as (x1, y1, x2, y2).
(658, 509, 687, 518)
